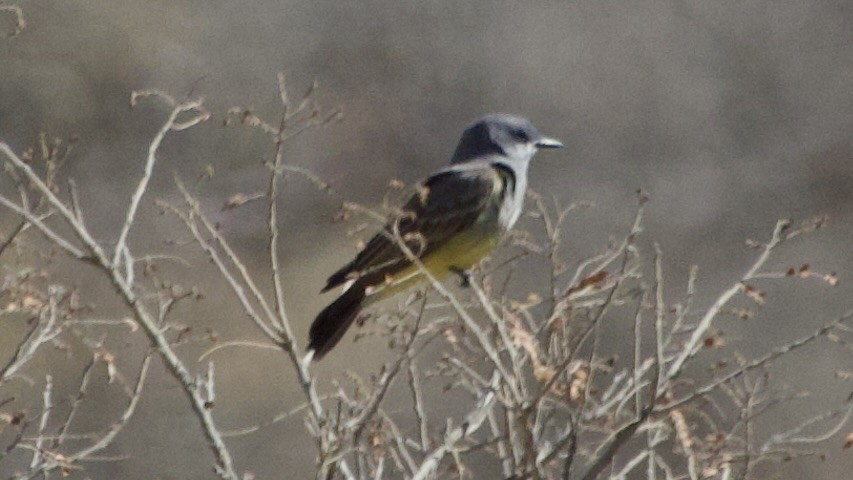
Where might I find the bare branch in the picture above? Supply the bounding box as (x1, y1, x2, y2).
(112, 96, 209, 267)
(0, 104, 239, 478)
(661, 308, 853, 413)
(411, 373, 499, 480)
(666, 220, 789, 382)
(0, 191, 86, 259)
(29, 374, 52, 471)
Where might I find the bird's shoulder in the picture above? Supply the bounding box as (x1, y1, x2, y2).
(407, 160, 509, 213)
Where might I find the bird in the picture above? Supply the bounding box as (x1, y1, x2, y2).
(308, 114, 563, 360)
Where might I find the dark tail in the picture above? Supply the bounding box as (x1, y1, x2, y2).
(308, 282, 366, 360)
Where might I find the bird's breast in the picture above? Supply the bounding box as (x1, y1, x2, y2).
(488, 162, 525, 231)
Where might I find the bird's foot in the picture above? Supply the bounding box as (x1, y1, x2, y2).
(449, 266, 471, 288)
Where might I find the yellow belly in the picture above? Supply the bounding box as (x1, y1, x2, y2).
(363, 227, 502, 304)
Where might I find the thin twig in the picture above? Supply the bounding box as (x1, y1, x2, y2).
(0, 106, 239, 479)
(660, 308, 853, 413)
(112, 98, 209, 267)
(411, 374, 499, 480)
(29, 374, 52, 470)
(665, 220, 789, 382)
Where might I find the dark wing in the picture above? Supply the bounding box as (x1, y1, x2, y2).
(322, 165, 506, 292)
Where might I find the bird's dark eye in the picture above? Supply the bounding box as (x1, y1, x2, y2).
(510, 129, 530, 142)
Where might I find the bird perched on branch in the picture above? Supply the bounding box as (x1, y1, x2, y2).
(308, 114, 563, 360)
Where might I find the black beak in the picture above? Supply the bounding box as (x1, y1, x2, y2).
(535, 136, 564, 149)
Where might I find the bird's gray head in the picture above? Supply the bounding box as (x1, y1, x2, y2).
(450, 113, 563, 165)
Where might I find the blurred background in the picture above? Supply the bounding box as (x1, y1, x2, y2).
(1, 0, 851, 478)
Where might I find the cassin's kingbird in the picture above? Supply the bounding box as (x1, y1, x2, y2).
(308, 114, 563, 359)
